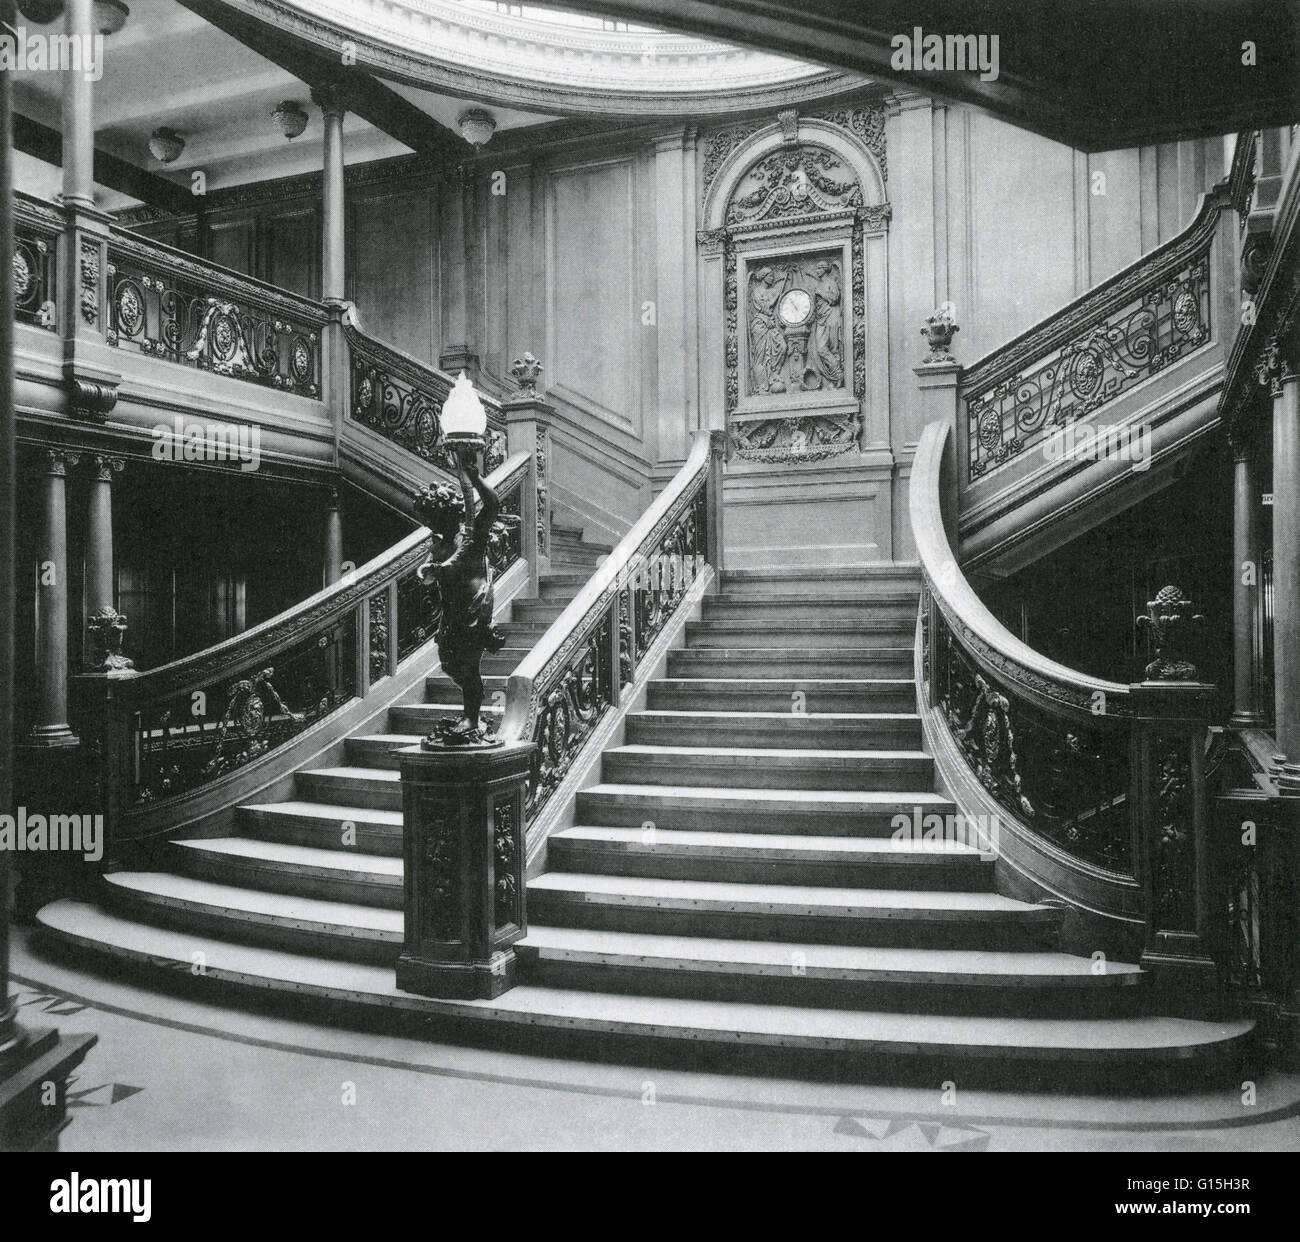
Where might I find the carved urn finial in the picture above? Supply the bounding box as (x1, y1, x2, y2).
(509, 352, 544, 397)
(86, 605, 134, 673)
(1136, 585, 1205, 681)
(921, 302, 960, 364)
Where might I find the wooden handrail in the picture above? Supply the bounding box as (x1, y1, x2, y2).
(93, 450, 529, 707)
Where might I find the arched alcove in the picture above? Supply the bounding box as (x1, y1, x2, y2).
(698, 113, 891, 463)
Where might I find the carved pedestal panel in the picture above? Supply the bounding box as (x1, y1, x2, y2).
(396, 740, 533, 1000)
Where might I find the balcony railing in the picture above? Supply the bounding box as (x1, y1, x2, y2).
(959, 192, 1223, 481)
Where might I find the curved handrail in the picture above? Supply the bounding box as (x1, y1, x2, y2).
(114, 451, 529, 705)
(75, 452, 532, 826)
(911, 418, 1130, 721)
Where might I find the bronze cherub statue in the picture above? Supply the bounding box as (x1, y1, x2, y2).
(414, 444, 507, 748)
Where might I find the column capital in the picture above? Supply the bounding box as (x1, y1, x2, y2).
(311, 82, 351, 120)
(85, 452, 125, 483)
(41, 447, 80, 477)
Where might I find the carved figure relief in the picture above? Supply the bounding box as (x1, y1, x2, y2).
(746, 253, 845, 395)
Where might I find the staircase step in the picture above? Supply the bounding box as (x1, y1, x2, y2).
(538, 574, 594, 598)
(510, 599, 571, 623)
(603, 744, 933, 791)
(703, 595, 920, 621)
(169, 837, 402, 908)
(424, 674, 508, 702)
(669, 648, 913, 677)
(237, 800, 403, 856)
(389, 702, 502, 732)
(625, 710, 922, 750)
(483, 648, 543, 673)
(100, 871, 402, 964)
(721, 566, 922, 597)
(548, 825, 992, 889)
(297, 765, 402, 811)
(576, 783, 955, 836)
(646, 677, 917, 713)
(345, 733, 423, 769)
(517, 926, 1147, 1015)
(36, 903, 1253, 1083)
(527, 873, 1060, 949)
(686, 619, 913, 647)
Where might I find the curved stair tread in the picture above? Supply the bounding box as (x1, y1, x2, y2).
(553, 826, 985, 858)
(35, 902, 1252, 1062)
(302, 766, 401, 782)
(581, 783, 954, 807)
(527, 872, 1054, 916)
(610, 745, 931, 761)
(631, 710, 921, 723)
(103, 871, 403, 933)
(172, 837, 402, 876)
(518, 925, 1145, 983)
(240, 800, 403, 826)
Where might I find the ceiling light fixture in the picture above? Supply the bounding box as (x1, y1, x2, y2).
(271, 101, 309, 141)
(93, 0, 129, 35)
(148, 127, 185, 164)
(457, 108, 497, 148)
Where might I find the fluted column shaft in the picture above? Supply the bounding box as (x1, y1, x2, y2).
(314, 86, 347, 303)
(1274, 359, 1300, 758)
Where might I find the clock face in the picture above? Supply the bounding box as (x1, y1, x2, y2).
(778, 288, 812, 327)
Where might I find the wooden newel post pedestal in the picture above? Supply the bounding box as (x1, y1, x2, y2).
(396, 740, 533, 1000)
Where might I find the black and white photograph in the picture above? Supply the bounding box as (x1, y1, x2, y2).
(0, 0, 1298, 1181)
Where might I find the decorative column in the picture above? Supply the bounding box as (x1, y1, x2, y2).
(439, 162, 480, 377)
(1230, 428, 1265, 726)
(83, 453, 125, 664)
(26, 448, 79, 748)
(312, 84, 348, 304)
(60, 0, 95, 210)
(396, 740, 533, 999)
(55, 0, 120, 424)
(1269, 333, 1300, 776)
(323, 487, 343, 587)
(503, 353, 553, 587)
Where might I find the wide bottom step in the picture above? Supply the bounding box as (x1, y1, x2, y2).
(35, 901, 1255, 1089)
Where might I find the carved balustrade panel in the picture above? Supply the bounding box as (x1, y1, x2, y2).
(13, 219, 58, 330)
(105, 241, 322, 396)
(129, 613, 357, 806)
(346, 323, 506, 475)
(964, 251, 1212, 479)
(526, 612, 614, 820)
(931, 606, 1133, 873)
(395, 563, 443, 664)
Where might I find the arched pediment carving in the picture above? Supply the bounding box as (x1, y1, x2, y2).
(726, 144, 862, 228)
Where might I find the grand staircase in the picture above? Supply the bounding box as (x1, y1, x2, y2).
(36, 561, 1252, 1087)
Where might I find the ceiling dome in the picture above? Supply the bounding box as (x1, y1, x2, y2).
(249, 0, 862, 114)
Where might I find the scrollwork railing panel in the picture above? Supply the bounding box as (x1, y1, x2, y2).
(931, 604, 1132, 872)
(343, 308, 505, 475)
(130, 613, 357, 806)
(961, 194, 1224, 480)
(105, 231, 324, 397)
